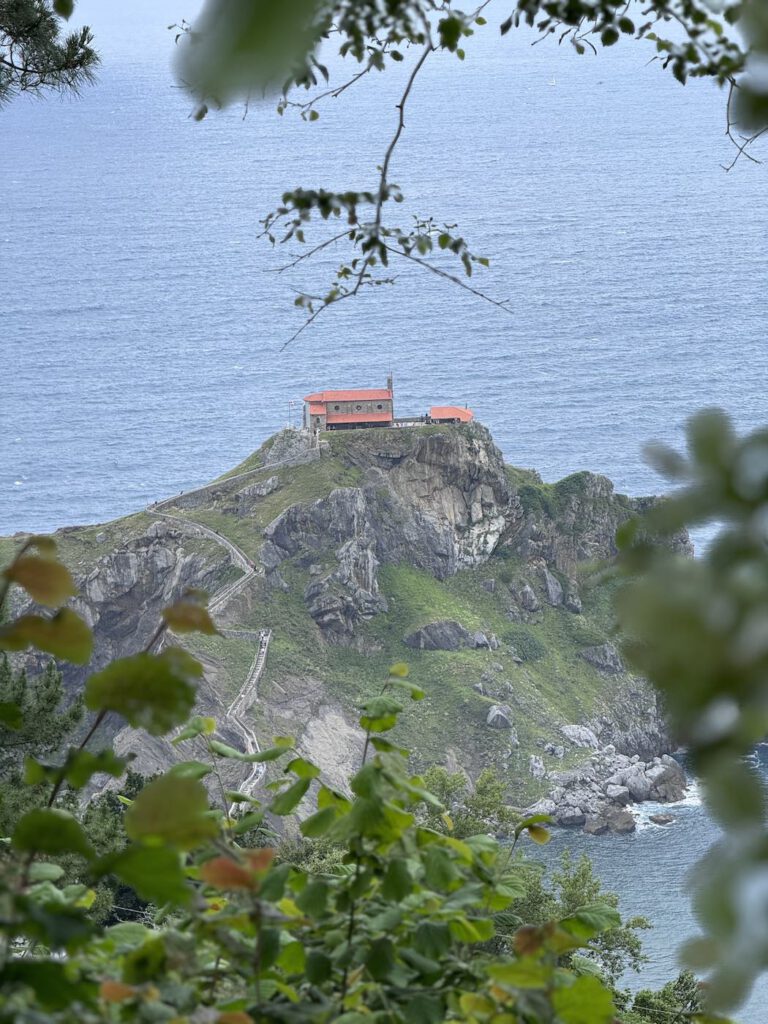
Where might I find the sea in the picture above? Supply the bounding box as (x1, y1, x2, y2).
(2, 0, 768, 1016)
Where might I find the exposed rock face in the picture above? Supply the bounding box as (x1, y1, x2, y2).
(508, 471, 692, 574)
(541, 566, 564, 607)
(261, 427, 521, 641)
(581, 642, 625, 675)
(486, 704, 514, 729)
(65, 521, 229, 691)
(304, 538, 388, 642)
(561, 724, 600, 749)
(404, 621, 473, 651)
(236, 476, 280, 513)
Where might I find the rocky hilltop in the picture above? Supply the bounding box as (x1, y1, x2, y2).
(3, 423, 691, 832)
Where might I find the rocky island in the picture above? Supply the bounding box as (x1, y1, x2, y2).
(2, 423, 690, 833)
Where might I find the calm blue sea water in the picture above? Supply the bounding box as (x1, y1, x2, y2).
(3, 1, 768, 1016)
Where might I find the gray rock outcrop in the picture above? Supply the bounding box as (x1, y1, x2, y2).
(541, 566, 564, 607)
(580, 642, 625, 675)
(561, 724, 600, 749)
(486, 704, 514, 730)
(404, 620, 473, 651)
(529, 747, 687, 835)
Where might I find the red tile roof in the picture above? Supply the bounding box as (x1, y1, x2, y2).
(326, 411, 393, 425)
(308, 402, 326, 415)
(304, 389, 393, 403)
(430, 405, 474, 423)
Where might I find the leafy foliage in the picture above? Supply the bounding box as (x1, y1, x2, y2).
(0, 655, 82, 777)
(0, 537, 650, 1023)
(617, 408, 768, 1011)
(0, 0, 98, 105)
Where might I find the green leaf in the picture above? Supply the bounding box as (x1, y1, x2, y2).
(172, 715, 216, 743)
(53, 0, 74, 18)
(85, 648, 201, 735)
(96, 845, 190, 906)
(381, 858, 412, 901)
(448, 916, 494, 943)
(12, 809, 93, 859)
(162, 598, 219, 635)
(125, 775, 217, 849)
(168, 760, 213, 780)
(29, 862, 66, 882)
(270, 777, 311, 815)
(64, 748, 127, 789)
(300, 806, 337, 837)
(285, 756, 320, 779)
(488, 957, 549, 988)
(438, 15, 462, 51)
(551, 975, 615, 1023)
(296, 880, 328, 916)
(3, 554, 76, 606)
(305, 950, 332, 984)
(560, 902, 621, 940)
(414, 921, 450, 959)
(0, 609, 93, 663)
(0, 701, 22, 729)
(365, 937, 395, 981)
(0, 961, 94, 1010)
(601, 27, 619, 46)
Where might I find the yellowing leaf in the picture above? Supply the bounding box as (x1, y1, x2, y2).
(0, 609, 93, 663)
(200, 856, 257, 890)
(218, 1013, 254, 1024)
(100, 980, 136, 1003)
(4, 555, 76, 606)
(389, 662, 410, 677)
(162, 599, 219, 635)
(526, 824, 550, 845)
(125, 774, 217, 849)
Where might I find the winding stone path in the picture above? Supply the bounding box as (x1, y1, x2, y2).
(148, 503, 273, 790)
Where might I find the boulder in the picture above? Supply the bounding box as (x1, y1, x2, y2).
(645, 759, 687, 802)
(557, 807, 586, 828)
(404, 620, 473, 651)
(526, 798, 556, 817)
(625, 770, 652, 802)
(529, 755, 546, 779)
(649, 813, 674, 826)
(486, 704, 514, 730)
(544, 743, 565, 759)
(585, 805, 636, 835)
(517, 583, 540, 613)
(472, 682, 485, 696)
(541, 567, 564, 607)
(580, 642, 625, 675)
(482, 579, 496, 593)
(604, 784, 631, 806)
(564, 580, 583, 614)
(561, 724, 600, 749)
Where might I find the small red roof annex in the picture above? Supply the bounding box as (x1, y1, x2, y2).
(430, 405, 474, 423)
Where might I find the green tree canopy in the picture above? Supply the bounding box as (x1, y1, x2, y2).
(0, 0, 97, 105)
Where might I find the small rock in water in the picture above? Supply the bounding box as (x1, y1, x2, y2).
(649, 813, 675, 826)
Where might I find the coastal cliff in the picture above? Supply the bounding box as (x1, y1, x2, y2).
(3, 423, 691, 831)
